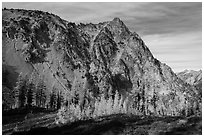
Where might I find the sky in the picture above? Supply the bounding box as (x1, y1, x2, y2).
(2, 2, 202, 72)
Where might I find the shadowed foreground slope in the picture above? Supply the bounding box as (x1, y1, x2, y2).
(11, 114, 201, 135)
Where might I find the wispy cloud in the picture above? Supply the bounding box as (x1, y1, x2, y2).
(2, 2, 202, 72)
(142, 31, 202, 72)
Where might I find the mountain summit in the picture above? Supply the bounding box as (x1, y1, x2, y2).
(2, 8, 201, 116)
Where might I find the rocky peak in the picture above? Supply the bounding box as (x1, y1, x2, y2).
(105, 18, 131, 42)
(112, 17, 124, 25)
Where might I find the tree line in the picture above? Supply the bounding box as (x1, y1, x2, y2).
(3, 72, 64, 111)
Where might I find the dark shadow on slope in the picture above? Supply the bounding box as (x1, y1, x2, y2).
(2, 64, 19, 89)
(11, 114, 202, 135)
(165, 116, 202, 135)
(12, 114, 126, 135)
(2, 107, 55, 125)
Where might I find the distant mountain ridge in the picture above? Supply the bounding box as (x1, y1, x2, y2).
(177, 69, 202, 85)
(2, 8, 201, 116)
(177, 69, 202, 93)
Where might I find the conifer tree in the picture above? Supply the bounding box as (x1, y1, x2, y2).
(36, 77, 47, 108)
(141, 85, 146, 115)
(113, 90, 120, 113)
(14, 73, 23, 108)
(26, 74, 35, 108)
(50, 87, 57, 109)
(57, 91, 63, 110)
(152, 91, 157, 114)
(2, 87, 15, 110)
(15, 73, 28, 108)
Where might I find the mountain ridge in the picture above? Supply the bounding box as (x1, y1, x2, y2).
(2, 8, 201, 116)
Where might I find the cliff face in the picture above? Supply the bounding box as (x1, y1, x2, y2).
(2, 8, 200, 115)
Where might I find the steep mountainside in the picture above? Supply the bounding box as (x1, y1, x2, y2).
(2, 8, 201, 115)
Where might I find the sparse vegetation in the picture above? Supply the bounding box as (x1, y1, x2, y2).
(55, 90, 141, 124)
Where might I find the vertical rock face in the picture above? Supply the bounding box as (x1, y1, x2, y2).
(2, 8, 201, 115)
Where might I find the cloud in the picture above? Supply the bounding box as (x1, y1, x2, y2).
(124, 2, 202, 35)
(2, 2, 202, 72)
(2, 2, 145, 23)
(142, 31, 202, 72)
